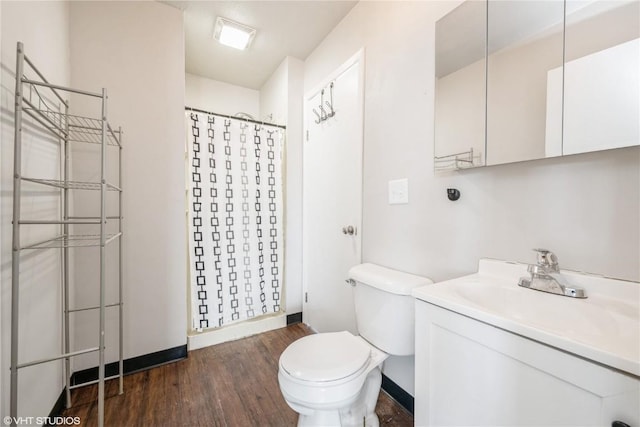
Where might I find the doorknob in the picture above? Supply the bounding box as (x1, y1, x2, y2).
(342, 225, 356, 235)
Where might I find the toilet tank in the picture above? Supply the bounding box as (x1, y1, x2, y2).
(349, 263, 433, 356)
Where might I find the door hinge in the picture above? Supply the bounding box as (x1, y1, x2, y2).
(306, 130, 309, 141)
(305, 292, 308, 303)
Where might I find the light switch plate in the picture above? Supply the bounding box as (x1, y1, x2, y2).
(388, 178, 409, 204)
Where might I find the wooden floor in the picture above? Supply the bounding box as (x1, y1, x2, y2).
(62, 323, 413, 426)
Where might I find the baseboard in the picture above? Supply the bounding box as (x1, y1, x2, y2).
(70, 344, 187, 386)
(381, 373, 414, 415)
(286, 312, 302, 325)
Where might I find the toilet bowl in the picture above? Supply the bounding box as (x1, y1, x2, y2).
(278, 331, 388, 427)
(278, 263, 433, 426)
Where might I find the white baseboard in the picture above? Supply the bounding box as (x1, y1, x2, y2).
(187, 313, 287, 351)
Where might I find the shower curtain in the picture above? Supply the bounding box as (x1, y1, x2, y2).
(187, 111, 284, 330)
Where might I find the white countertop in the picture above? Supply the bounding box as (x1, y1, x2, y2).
(412, 259, 640, 377)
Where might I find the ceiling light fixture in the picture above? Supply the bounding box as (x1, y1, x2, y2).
(214, 17, 256, 51)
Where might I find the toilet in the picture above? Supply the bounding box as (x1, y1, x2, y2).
(278, 263, 433, 426)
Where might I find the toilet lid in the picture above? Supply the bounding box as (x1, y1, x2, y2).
(280, 331, 371, 382)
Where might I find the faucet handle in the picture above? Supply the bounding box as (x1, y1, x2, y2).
(532, 248, 559, 271)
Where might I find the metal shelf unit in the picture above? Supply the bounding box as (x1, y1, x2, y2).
(10, 42, 123, 427)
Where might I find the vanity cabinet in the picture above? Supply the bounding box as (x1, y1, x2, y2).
(414, 300, 640, 426)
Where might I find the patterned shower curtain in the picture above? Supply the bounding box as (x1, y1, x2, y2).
(187, 111, 284, 330)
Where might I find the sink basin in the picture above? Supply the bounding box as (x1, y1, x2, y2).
(412, 259, 640, 376)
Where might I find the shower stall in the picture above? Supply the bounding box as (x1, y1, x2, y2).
(185, 108, 285, 339)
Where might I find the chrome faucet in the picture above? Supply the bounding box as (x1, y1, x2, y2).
(518, 249, 587, 298)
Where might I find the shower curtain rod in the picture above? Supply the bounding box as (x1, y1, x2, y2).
(185, 106, 286, 130)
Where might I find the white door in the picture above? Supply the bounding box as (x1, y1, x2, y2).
(302, 51, 364, 334)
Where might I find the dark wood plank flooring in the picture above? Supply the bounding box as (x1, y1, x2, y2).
(62, 323, 413, 426)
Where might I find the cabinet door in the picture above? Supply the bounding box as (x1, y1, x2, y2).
(562, 0, 640, 155)
(486, 0, 564, 165)
(434, 0, 487, 169)
(414, 300, 640, 426)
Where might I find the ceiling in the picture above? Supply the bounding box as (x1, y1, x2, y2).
(162, 1, 357, 90)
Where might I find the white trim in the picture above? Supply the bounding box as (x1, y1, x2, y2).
(187, 312, 287, 351)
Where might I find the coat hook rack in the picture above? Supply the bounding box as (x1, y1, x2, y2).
(327, 82, 335, 118)
(314, 82, 336, 124)
(320, 89, 328, 121)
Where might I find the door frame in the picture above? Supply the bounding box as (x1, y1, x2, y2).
(302, 48, 366, 327)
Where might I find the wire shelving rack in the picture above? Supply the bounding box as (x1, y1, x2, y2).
(10, 41, 124, 427)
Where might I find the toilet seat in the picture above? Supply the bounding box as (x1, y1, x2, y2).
(278, 331, 389, 411)
(280, 331, 371, 383)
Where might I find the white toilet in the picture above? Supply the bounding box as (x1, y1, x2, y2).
(278, 263, 432, 426)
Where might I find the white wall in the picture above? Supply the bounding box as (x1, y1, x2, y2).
(1, 0, 70, 419)
(260, 59, 288, 125)
(259, 56, 305, 314)
(186, 73, 259, 118)
(284, 58, 304, 314)
(304, 0, 640, 396)
(68, 1, 186, 369)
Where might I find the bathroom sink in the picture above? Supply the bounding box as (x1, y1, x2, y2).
(412, 259, 640, 376)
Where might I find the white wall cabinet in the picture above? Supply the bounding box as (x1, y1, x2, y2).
(414, 300, 640, 427)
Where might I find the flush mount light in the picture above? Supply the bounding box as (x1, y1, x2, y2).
(214, 17, 256, 50)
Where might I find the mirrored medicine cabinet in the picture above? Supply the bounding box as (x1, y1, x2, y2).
(434, 0, 640, 171)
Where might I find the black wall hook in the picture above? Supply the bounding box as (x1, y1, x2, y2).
(447, 188, 460, 201)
